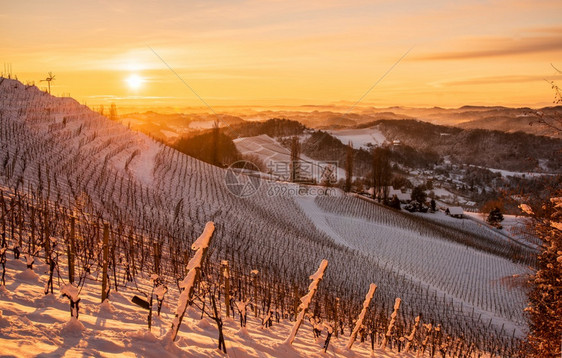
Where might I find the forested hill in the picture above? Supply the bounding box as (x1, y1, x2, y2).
(361, 119, 562, 173)
(224, 117, 306, 138)
(223, 116, 561, 174)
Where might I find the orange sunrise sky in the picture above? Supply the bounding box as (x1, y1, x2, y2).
(1, 0, 562, 110)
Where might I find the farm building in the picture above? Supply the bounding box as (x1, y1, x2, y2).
(445, 206, 464, 218)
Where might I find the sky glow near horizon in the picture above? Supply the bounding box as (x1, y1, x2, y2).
(2, 0, 562, 110)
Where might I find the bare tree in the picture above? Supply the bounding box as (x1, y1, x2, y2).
(109, 103, 118, 121)
(290, 136, 301, 182)
(532, 64, 562, 134)
(212, 120, 220, 166)
(372, 147, 391, 202)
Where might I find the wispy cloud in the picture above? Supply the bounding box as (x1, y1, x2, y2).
(416, 30, 562, 61)
(4, 0, 562, 107)
(433, 74, 562, 87)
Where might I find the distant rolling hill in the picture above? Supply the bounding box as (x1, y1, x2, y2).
(368, 119, 562, 173)
(236, 106, 561, 138)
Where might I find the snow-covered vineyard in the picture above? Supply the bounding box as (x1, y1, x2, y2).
(0, 78, 535, 356)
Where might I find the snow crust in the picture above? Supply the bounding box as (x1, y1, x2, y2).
(0, 257, 411, 357)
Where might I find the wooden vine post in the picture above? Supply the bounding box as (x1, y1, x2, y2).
(222, 260, 230, 318)
(167, 222, 215, 342)
(251, 269, 259, 317)
(67, 216, 76, 284)
(347, 283, 377, 349)
(101, 223, 110, 302)
(285, 259, 328, 345)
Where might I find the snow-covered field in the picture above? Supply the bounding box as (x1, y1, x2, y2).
(468, 165, 555, 178)
(299, 196, 531, 337)
(463, 212, 538, 248)
(0, 258, 409, 357)
(234, 134, 347, 181)
(234, 134, 291, 164)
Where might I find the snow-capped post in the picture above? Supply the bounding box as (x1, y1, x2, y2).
(43, 207, 51, 265)
(44, 242, 56, 295)
(251, 269, 259, 317)
(347, 283, 377, 350)
(420, 323, 432, 354)
(101, 223, 110, 302)
(147, 274, 157, 330)
(235, 299, 251, 328)
(381, 297, 401, 350)
(403, 315, 421, 353)
(155, 282, 168, 317)
(30, 206, 36, 256)
(432, 323, 441, 357)
(42, 207, 56, 296)
(67, 216, 76, 284)
(111, 229, 119, 292)
(210, 289, 227, 353)
(61, 283, 81, 319)
(323, 321, 335, 352)
(293, 284, 300, 319)
(23, 253, 34, 270)
(285, 259, 328, 345)
(221, 260, 230, 318)
(262, 308, 273, 329)
(310, 316, 322, 338)
(167, 221, 214, 342)
(334, 297, 340, 338)
(128, 233, 135, 278)
(0, 247, 7, 286)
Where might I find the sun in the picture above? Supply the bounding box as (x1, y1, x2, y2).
(125, 74, 144, 90)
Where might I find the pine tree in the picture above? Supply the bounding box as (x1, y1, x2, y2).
(411, 185, 427, 205)
(388, 195, 401, 210)
(487, 207, 504, 229)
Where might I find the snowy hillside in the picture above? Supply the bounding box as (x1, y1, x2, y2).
(0, 78, 531, 356)
(234, 134, 292, 164)
(233, 134, 347, 181)
(299, 196, 530, 335)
